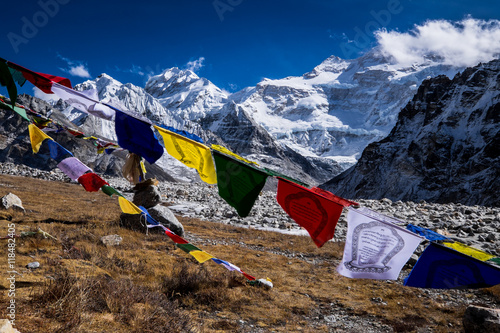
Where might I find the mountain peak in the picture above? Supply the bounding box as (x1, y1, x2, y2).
(304, 55, 351, 78)
(158, 67, 200, 82)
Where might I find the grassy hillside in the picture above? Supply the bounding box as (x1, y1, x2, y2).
(0, 174, 499, 332)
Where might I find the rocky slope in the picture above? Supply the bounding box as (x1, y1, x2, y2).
(1, 161, 499, 257)
(322, 59, 500, 207)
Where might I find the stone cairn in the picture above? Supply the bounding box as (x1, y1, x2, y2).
(119, 179, 185, 237)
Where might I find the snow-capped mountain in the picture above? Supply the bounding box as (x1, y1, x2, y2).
(145, 67, 228, 124)
(58, 70, 338, 184)
(321, 59, 500, 207)
(56, 49, 468, 185)
(229, 50, 463, 169)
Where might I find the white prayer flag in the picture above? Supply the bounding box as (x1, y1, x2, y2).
(51, 82, 115, 121)
(337, 207, 423, 280)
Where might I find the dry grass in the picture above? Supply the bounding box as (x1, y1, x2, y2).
(0, 173, 499, 332)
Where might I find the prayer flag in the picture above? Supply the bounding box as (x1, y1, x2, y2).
(118, 197, 143, 215)
(8, 67, 26, 87)
(6, 60, 71, 94)
(211, 258, 256, 280)
(190, 250, 214, 263)
(101, 185, 123, 197)
(159, 125, 204, 144)
(442, 241, 496, 261)
(46, 140, 73, 162)
(263, 167, 309, 187)
(338, 207, 423, 280)
(115, 110, 163, 164)
(67, 128, 85, 138)
(404, 242, 500, 289)
(406, 224, 450, 241)
(212, 258, 240, 271)
(28, 124, 52, 153)
(0, 60, 17, 106)
(241, 272, 257, 281)
(212, 150, 269, 217)
(57, 157, 92, 181)
(176, 243, 202, 253)
(276, 177, 357, 247)
(488, 257, 500, 266)
(141, 207, 189, 244)
(155, 126, 217, 184)
(51, 83, 115, 121)
(77, 173, 109, 192)
(163, 230, 189, 244)
(211, 144, 258, 166)
(0, 99, 30, 121)
(32, 114, 52, 128)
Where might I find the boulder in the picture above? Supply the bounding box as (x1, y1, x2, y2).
(463, 305, 500, 333)
(148, 205, 185, 237)
(119, 213, 148, 232)
(133, 185, 162, 209)
(26, 262, 40, 269)
(120, 205, 184, 237)
(101, 234, 123, 246)
(0, 319, 21, 333)
(1, 193, 25, 213)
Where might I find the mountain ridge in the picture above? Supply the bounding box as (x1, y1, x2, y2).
(321, 59, 500, 207)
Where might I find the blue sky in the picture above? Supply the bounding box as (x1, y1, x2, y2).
(1, 0, 500, 94)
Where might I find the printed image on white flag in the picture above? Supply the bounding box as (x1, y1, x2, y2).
(337, 207, 423, 280)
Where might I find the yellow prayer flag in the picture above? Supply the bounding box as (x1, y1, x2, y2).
(155, 126, 217, 184)
(140, 160, 147, 174)
(28, 124, 53, 153)
(211, 144, 259, 166)
(443, 241, 496, 261)
(118, 196, 143, 215)
(189, 250, 214, 263)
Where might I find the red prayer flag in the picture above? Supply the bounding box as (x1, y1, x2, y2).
(276, 177, 358, 248)
(77, 173, 109, 192)
(241, 271, 256, 281)
(164, 229, 189, 244)
(6, 61, 72, 94)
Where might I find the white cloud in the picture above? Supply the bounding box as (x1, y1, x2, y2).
(375, 18, 500, 67)
(67, 64, 91, 78)
(128, 64, 145, 76)
(185, 57, 205, 73)
(32, 87, 59, 103)
(57, 54, 91, 78)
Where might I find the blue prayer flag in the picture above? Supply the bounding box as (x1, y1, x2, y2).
(139, 206, 159, 226)
(46, 140, 73, 162)
(404, 242, 500, 289)
(115, 110, 163, 164)
(406, 224, 449, 241)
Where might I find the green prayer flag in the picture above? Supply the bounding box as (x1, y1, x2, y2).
(0, 61, 17, 107)
(0, 99, 30, 121)
(9, 68, 26, 87)
(176, 243, 201, 253)
(488, 257, 500, 266)
(263, 167, 309, 187)
(101, 185, 124, 197)
(212, 150, 269, 217)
